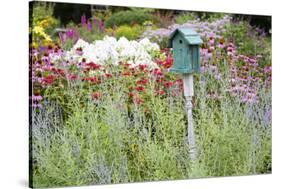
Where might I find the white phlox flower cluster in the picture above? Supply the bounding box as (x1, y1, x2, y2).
(63, 36, 160, 69)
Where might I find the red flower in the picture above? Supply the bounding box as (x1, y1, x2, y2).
(67, 74, 78, 81)
(41, 75, 55, 85)
(163, 81, 173, 88)
(104, 73, 113, 78)
(174, 79, 183, 89)
(51, 68, 65, 76)
(130, 67, 136, 74)
(155, 59, 164, 66)
(122, 71, 131, 77)
(91, 92, 102, 100)
(82, 76, 100, 84)
(135, 85, 145, 92)
(133, 96, 143, 105)
(155, 89, 165, 96)
(156, 78, 163, 83)
(86, 62, 101, 70)
(136, 78, 148, 85)
(163, 56, 173, 69)
(128, 92, 134, 98)
(138, 64, 147, 71)
(152, 68, 163, 76)
(122, 63, 131, 68)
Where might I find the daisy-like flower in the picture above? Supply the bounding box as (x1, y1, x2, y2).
(32, 95, 43, 101)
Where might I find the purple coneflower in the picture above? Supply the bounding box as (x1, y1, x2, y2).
(32, 95, 43, 101)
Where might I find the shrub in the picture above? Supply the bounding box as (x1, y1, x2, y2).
(115, 25, 142, 40)
(175, 12, 198, 24)
(30, 2, 59, 44)
(105, 10, 155, 28)
(197, 12, 226, 22)
(152, 10, 173, 28)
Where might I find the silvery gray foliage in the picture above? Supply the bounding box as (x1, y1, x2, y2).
(87, 154, 112, 184)
(31, 104, 61, 140)
(245, 89, 272, 129)
(31, 104, 63, 158)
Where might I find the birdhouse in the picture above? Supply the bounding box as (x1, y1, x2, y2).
(168, 28, 203, 74)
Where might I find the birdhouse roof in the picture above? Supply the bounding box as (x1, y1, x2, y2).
(168, 28, 203, 48)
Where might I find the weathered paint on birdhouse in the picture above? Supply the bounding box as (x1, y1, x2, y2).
(168, 28, 202, 74)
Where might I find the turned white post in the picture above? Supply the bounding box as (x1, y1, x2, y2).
(167, 28, 202, 162)
(183, 73, 196, 161)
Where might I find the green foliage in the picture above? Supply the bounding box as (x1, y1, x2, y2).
(152, 10, 174, 28)
(175, 12, 198, 24)
(104, 10, 155, 28)
(174, 12, 225, 24)
(115, 25, 143, 40)
(92, 10, 112, 23)
(223, 21, 248, 45)
(30, 2, 60, 45)
(31, 2, 54, 23)
(60, 37, 76, 51)
(149, 36, 169, 50)
(31, 65, 271, 187)
(198, 12, 226, 22)
(223, 21, 272, 66)
(77, 26, 105, 42)
(193, 72, 272, 176)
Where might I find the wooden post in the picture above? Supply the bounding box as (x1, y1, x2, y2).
(183, 73, 196, 161)
(167, 28, 202, 162)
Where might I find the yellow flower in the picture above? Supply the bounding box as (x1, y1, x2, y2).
(32, 25, 52, 42)
(33, 26, 44, 34)
(44, 35, 52, 42)
(39, 19, 49, 28)
(31, 42, 38, 48)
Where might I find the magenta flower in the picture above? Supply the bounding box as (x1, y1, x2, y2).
(209, 39, 215, 46)
(66, 29, 75, 38)
(81, 14, 87, 26)
(218, 43, 224, 49)
(87, 21, 92, 31)
(264, 66, 272, 73)
(93, 17, 97, 26)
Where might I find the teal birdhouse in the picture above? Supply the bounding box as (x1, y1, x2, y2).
(168, 28, 203, 74)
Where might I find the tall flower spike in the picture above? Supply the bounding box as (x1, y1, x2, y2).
(87, 21, 92, 31)
(81, 14, 86, 26)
